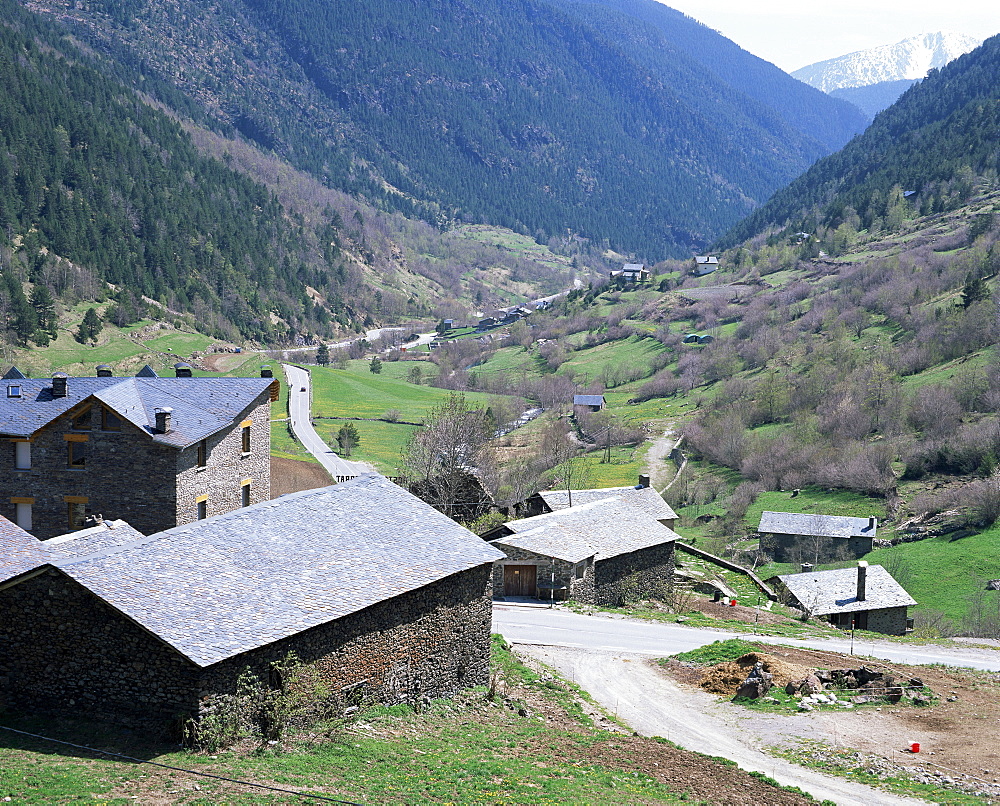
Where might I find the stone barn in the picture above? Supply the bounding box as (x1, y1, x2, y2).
(491, 497, 677, 606)
(775, 562, 916, 635)
(0, 474, 503, 728)
(758, 511, 877, 564)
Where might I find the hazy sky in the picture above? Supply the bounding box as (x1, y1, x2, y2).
(657, 1, 1000, 72)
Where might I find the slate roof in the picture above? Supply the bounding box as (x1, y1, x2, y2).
(694, 256, 719, 264)
(45, 474, 504, 667)
(42, 520, 147, 559)
(573, 394, 605, 407)
(759, 511, 877, 539)
(539, 485, 677, 521)
(0, 516, 49, 581)
(623, 263, 645, 272)
(778, 565, 916, 616)
(498, 498, 678, 562)
(3, 366, 26, 380)
(0, 375, 273, 448)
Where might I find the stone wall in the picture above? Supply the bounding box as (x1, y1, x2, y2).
(860, 606, 909, 636)
(1, 391, 271, 540)
(761, 533, 873, 564)
(0, 569, 200, 722)
(174, 396, 271, 525)
(491, 545, 595, 603)
(0, 564, 494, 727)
(593, 542, 674, 607)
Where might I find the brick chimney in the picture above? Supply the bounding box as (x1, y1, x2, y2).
(51, 372, 68, 398)
(174, 362, 193, 378)
(260, 365, 273, 378)
(856, 561, 868, 602)
(154, 407, 173, 434)
(637, 474, 651, 489)
(96, 364, 113, 377)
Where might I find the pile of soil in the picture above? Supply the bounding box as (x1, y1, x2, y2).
(270, 456, 332, 497)
(700, 652, 812, 696)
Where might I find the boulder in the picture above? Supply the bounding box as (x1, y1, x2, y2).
(735, 662, 773, 700)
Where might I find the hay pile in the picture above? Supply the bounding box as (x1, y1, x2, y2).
(700, 652, 812, 696)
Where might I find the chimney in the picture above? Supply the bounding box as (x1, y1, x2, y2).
(96, 364, 113, 377)
(857, 561, 868, 601)
(800, 563, 814, 574)
(260, 365, 273, 378)
(51, 372, 68, 398)
(174, 362, 193, 378)
(867, 516, 877, 531)
(154, 407, 173, 434)
(637, 474, 651, 489)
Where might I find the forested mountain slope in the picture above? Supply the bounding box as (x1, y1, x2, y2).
(719, 34, 1000, 248)
(21, 0, 865, 258)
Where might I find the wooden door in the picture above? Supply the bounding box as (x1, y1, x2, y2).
(504, 565, 537, 597)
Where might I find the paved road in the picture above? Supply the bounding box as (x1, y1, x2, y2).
(281, 363, 371, 480)
(493, 604, 1000, 671)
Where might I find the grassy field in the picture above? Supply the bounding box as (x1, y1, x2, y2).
(554, 336, 667, 387)
(312, 419, 418, 475)
(0, 636, 766, 805)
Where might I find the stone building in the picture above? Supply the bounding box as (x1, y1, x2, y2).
(0, 366, 275, 539)
(523, 476, 677, 529)
(758, 511, 877, 564)
(0, 474, 504, 727)
(775, 562, 915, 635)
(491, 497, 677, 606)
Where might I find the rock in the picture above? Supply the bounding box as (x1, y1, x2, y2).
(798, 703, 814, 712)
(909, 677, 924, 687)
(735, 662, 773, 700)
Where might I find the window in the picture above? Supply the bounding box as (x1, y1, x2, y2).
(15, 502, 31, 530)
(197, 439, 208, 467)
(6, 384, 21, 398)
(197, 498, 208, 520)
(241, 481, 251, 508)
(14, 441, 30, 470)
(101, 407, 122, 431)
(67, 439, 87, 469)
(575, 562, 586, 579)
(66, 498, 87, 529)
(241, 425, 251, 454)
(71, 407, 91, 430)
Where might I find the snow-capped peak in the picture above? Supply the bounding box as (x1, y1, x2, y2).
(791, 32, 983, 92)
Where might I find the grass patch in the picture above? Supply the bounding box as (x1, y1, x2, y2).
(670, 639, 760, 665)
(312, 419, 418, 475)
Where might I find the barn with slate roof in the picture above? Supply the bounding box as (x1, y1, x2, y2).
(0, 366, 276, 538)
(0, 475, 504, 727)
(490, 497, 677, 605)
(758, 511, 878, 564)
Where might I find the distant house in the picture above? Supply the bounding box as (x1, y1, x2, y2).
(476, 316, 498, 331)
(692, 256, 719, 276)
(0, 366, 276, 539)
(775, 562, 915, 635)
(519, 476, 677, 530)
(573, 394, 605, 413)
(758, 511, 877, 564)
(0, 475, 504, 727)
(610, 263, 651, 285)
(491, 497, 677, 605)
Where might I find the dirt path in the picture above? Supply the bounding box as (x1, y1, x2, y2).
(645, 426, 678, 491)
(519, 645, 929, 806)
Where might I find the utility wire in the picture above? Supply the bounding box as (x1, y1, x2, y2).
(0, 724, 363, 805)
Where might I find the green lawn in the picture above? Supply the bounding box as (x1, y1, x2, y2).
(555, 336, 666, 387)
(312, 419, 418, 475)
(142, 331, 216, 355)
(308, 364, 505, 421)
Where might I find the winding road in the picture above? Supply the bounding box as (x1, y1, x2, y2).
(281, 363, 371, 480)
(495, 605, 1000, 805)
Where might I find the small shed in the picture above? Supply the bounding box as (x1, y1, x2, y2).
(573, 394, 605, 413)
(692, 256, 719, 276)
(776, 562, 915, 635)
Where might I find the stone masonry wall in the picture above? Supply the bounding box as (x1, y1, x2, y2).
(593, 542, 675, 607)
(3, 407, 178, 539)
(0, 569, 200, 722)
(0, 565, 495, 728)
(174, 396, 271, 525)
(762, 533, 873, 564)
(491, 545, 595, 603)
(861, 606, 909, 636)
(199, 564, 495, 712)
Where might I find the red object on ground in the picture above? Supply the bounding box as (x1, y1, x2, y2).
(730, 598, 737, 607)
(910, 742, 920, 753)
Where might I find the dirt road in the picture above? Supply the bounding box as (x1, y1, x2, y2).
(519, 645, 929, 806)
